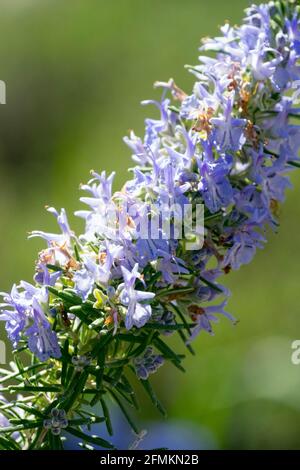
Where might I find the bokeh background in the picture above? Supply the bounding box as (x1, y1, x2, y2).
(1, 0, 300, 450)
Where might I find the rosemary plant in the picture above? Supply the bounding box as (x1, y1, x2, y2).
(0, 0, 300, 450)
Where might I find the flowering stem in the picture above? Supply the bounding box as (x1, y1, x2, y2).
(1, 0, 300, 450)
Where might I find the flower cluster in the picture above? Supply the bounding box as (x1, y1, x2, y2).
(0, 1, 300, 450)
(133, 347, 164, 380)
(43, 409, 68, 436)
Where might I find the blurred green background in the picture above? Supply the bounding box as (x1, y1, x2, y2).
(1, 0, 300, 449)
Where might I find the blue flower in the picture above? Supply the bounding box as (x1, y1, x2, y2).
(198, 158, 233, 213)
(156, 253, 189, 285)
(133, 347, 164, 380)
(141, 98, 172, 146)
(26, 294, 61, 362)
(0, 284, 30, 347)
(222, 226, 266, 270)
(34, 263, 62, 286)
(286, 13, 300, 55)
(75, 171, 116, 241)
(0, 284, 61, 361)
(118, 264, 155, 329)
(234, 185, 269, 225)
(210, 96, 247, 152)
(74, 247, 115, 299)
(30, 207, 73, 245)
(188, 300, 235, 340)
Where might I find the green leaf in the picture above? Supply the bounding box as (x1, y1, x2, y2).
(0, 363, 48, 384)
(103, 374, 133, 395)
(120, 375, 135, 396)
(100, 397, 113, 436)
(0, 420, 43, 433)
(156, 286, 195, 299)
(177, 329, 195, 356)
(146, 270, 162, 289)
(96, 347, 106, 389)
(48, 286, 82, 305)
(0, 435, 21, 450)
(68, 305, 92, 325)
(117, 376, 139, 409)
(61, 338, 70, 387)
(204, 211, 223, 223)
(289, 112, 300, 120)
(128, 331, 155, 359)
(66, 427, 114, 449)
(140, 379, 167, 417)
(153, 337, 185, 372)
(46, 264, 63, 272)
(144, 322, 194, 331)
(14, 403, 44, 418)
(114, 384, 136, 407)
(74, 243, 81, 262)
(287, 160, 300, 168)
(168, 105, 180, 114)
(63, 370, 90, 412)
(48, 431, 64, 450)
(88, 317, 105, 329)
(8, 385, 61, 393)
(117, 334, 144, 343)
(198, 275, 223, 293)
(89, 391, 102, 408)
(91, 332, 113, 358)
(68, 416, 105, 426)
(105, 358, 129, 367)
(108, 389, 139, 435)
(78, 442, 95, 450)
(168, 302, 193, 334)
